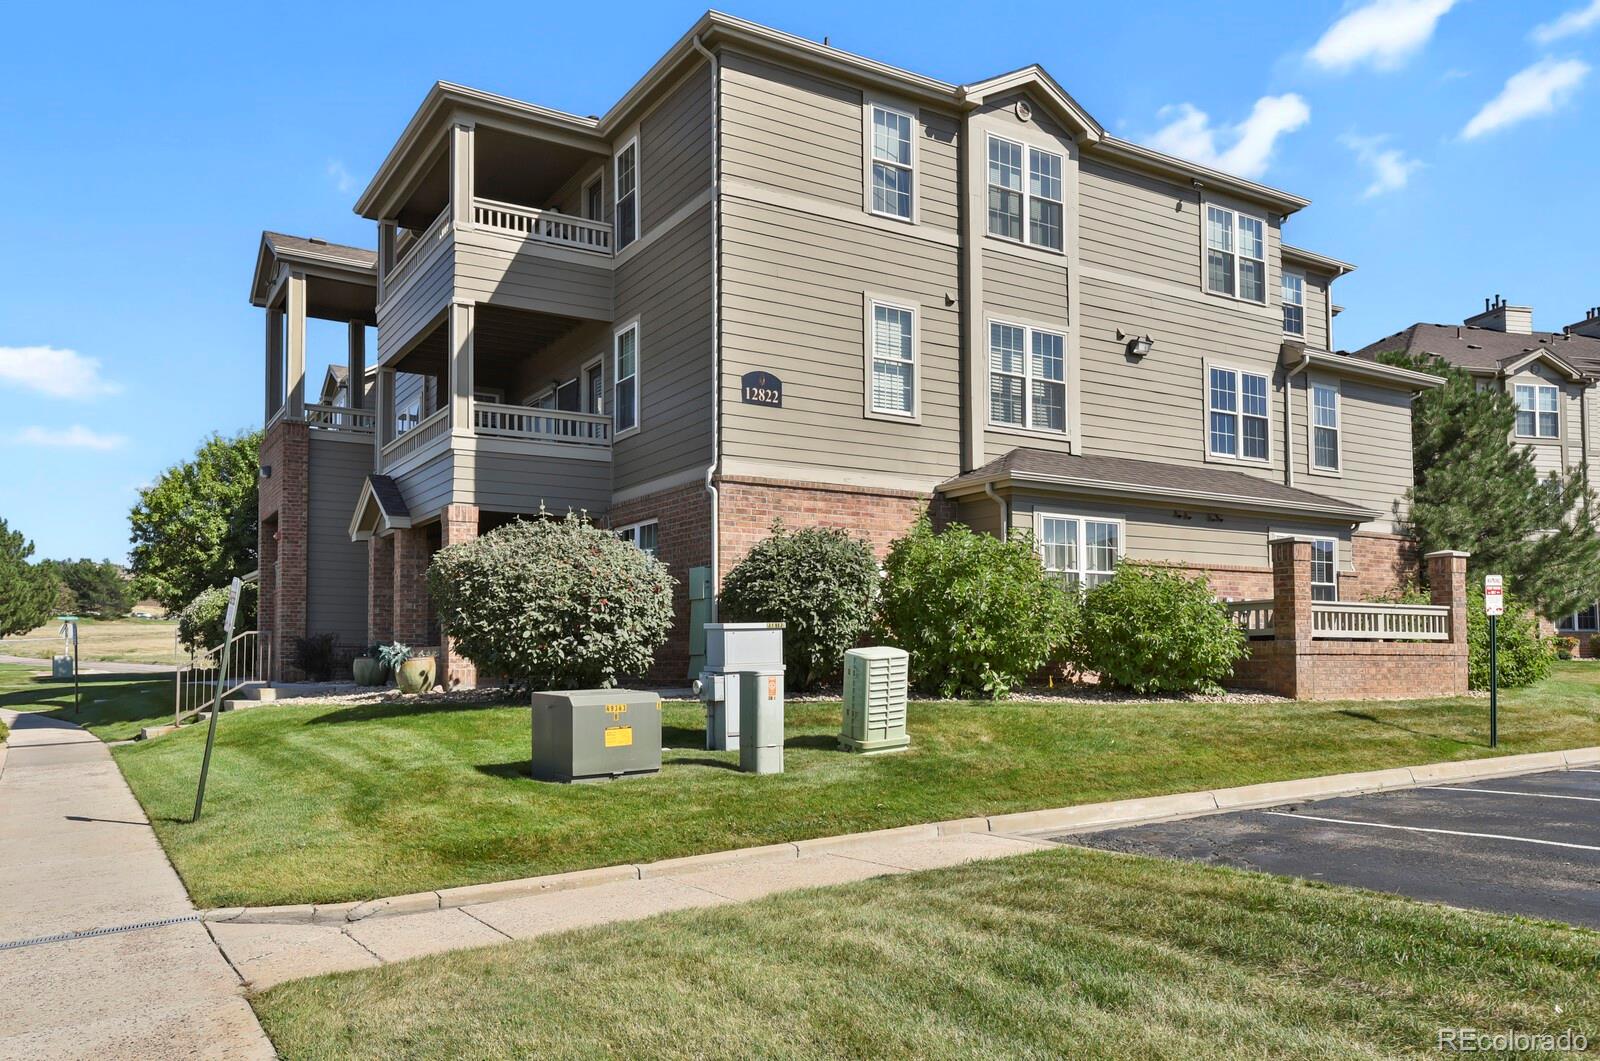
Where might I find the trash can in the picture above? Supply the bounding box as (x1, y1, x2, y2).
(738, 669, 785, 774)
(530, 690, 661, 783)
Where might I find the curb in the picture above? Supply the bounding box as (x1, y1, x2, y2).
(198, 744, 1600, 926)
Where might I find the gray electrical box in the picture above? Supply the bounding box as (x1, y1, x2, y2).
(530, 689, 661, 783)
(738, 669, 785, 774)
(841, 647, 910, 754)
(697, 622, 784, 751)
(51, 655, 74, 679)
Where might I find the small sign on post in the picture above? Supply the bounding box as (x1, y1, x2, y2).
(1484, 574, 1502, 747)
(193, 577, 245, 822)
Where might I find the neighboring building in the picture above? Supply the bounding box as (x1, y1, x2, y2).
(253, 11, 1441, 687)
(1353, 297, 1600, 649)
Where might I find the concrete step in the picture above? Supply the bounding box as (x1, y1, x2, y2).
(239, 683, 276, 702)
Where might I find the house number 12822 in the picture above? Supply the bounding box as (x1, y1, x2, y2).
(740, 371, 783, 408)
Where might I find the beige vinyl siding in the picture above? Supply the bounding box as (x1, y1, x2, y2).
(377, 241, 453, 362)
(1300, 272, 1331, 349)
(610, 203, 714, 494)
(1076, 270, 1284, 475)
(981, 244, 1073, 463)
(394, 449, 453, 519)
(640, 64, 712, 231)
(305, 433, 372, 646)
(506, 320, 610, 406)
(719, 195, 961, 485)
(453, 232, 613, 321)
(1290, 374, 1414, 532)
(721, 51, 861, 212)
(1507, 364, 1571, 476)
(1004, 491, 1353, 571)
(1078, 160, 1199, 288)
(919, 111, 959, 230)
(461, 448, 611, 515)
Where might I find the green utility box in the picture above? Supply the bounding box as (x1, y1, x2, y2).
(840, 647, 910, 754)
(738, 669, 785, 774)
(530, 690, 662, 783)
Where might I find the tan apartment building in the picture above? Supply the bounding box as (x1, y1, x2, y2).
(251, 11, 1442, 687)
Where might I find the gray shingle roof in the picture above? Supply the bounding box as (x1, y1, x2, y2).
(1350, 323, 1600, 375)
(367, 475, 409, 520)
(941, 448, 1375, 520)
(262, 232, 377, 270)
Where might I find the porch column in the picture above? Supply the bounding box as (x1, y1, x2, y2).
(285, 271, 308, 419)
(448, 301, 475, 434)
(1426, 549, 1471, 694)
(264, 305, 284, 425)
(391, 526, 432, 650)
(439, 504, 480, 689)
(1270, 536, 1316, 644)
(347, 321, 366, 410)
(375, 366, 395, 467)
(367, 534, 394, 645)
(377, 219, 396, 302)
(449, 122, 475, 230)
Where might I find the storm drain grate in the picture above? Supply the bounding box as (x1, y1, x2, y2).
(0, 914, 202, 952)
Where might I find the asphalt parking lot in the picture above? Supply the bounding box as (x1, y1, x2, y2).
(1055, 768, 1600, 928)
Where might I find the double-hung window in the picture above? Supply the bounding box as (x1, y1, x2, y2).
(1207, 365, 1270, 462)
(868, 104, 914, 220)
(989, 322, 1066, 432)
(1282, 270, 1305, 336)
(1513, 383, 1559, 438)
(1205, 205, 1267, 302)
(1559, 602, 1599, 633)
(1310, 537, 1338, 602)
(987, 136, 1064, 251)
(1311, 382, 1340, 472)
(867, 299, 916, 418)
(614, 140, 638, 249)
(1036, 513, 1122, 589)
(616, 520, 659, 558)
(613, 322, 639, 435)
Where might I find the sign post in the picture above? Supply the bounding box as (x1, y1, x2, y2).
(1483, 574, 1503, 748)
(58, 617, 80, 715)
(192, 578, 243, 822)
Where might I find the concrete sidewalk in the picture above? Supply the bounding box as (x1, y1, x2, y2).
(0, 710, 273, 1060)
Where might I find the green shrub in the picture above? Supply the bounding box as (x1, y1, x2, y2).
(719, 522, 879, 690)
(1467, 587, 1554, 689)
(176, 582, 258, 653)
(1554, 635, 1579, 661)
(876, 518, 1076, 699)
(1072, 563, 1247, 694)
(290, 633, 340, 682)
(426, 511, 675, 691)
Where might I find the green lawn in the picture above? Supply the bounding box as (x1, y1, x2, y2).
(0, 664, 174, 742)
(107, 663, 1600, 909)
(253, 845, 1600, 1059)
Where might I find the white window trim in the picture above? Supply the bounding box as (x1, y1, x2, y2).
(985, 316, 1069, 437)
(1307, 378, 1342, 476)
(615, 518, 660, 557)
(582, 169, 605, 222)
(1558, 602, 1599, 632)
(472, 387, 504, 406)
(1281, 269, 1306, 337)
(1032, 510, 1126, 588)
(1203, 359, 1273, 467)
(1203, 201, 1270, 305)
(613, 136, 640, 250)
(862, 292, 921, 423)
(985, 133, 1066, 254)
(581, 355, 605, 415)
(613, 318, 641, 439)
(1309, 536, 1339, 602)
(863, 98, 918, 224)
(1513, 381, 1561, 440)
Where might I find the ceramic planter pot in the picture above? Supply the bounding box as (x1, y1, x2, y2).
(352, 657, 387, 687)
(396, 657, 436, 694)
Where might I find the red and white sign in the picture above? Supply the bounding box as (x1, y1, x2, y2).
(1484, 574, 1504, 616)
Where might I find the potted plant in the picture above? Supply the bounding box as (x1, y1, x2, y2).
(380, 642, 435, 694)
(352, 644, 387, 687)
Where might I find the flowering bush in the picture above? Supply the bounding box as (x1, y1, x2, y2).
(177, 582, 257, 653)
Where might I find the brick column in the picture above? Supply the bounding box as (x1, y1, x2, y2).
(367, 534, 394, 646)
(1268, 536, 1316, 698)
(258, 515, 278, 676)
(391, 526, 432, 649)
(438, 504, 479, 689)
(1426, 549, 1471, 694)
(269, 421, 310, 681)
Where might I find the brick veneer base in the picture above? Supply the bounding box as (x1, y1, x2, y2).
(258, 420, 309, 682)
(438, 504, 479, 689)
(606, 482, 713, 681)
(1232, 639, 1470, 699)
(1352, 531, 1420, 599)
(716, 476, 929, 582)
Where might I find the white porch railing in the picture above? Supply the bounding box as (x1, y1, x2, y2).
(388, 209, 451, 295)
(1312, 602, 1450, 641)
(474, 403, 611, 448)
(472, 198, 612, 255)
(1227, 599, 1276, 638)
(304, 403, 375, 434)
(173, 630, 269, 726)
(382, 406, 450, 466)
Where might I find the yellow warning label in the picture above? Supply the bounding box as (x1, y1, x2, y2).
(604, 725, 633, 748)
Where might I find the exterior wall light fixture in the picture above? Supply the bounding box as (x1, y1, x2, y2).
(1117, 330, 1155, 359)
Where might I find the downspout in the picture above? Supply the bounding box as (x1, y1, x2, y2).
(984, 482, 1008, 540)
(1284, 351, 1312, 489)
(692, 34, 721, 620)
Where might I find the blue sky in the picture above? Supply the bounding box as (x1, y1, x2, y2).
(3, 0, 1597, 563)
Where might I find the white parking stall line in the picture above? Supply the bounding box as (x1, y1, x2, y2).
(1424, 786, 1600, 804)
(1262, 812, 1600, 853)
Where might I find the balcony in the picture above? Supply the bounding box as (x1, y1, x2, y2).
(471, 199, 611, 255)
(474, 402, 610, 447)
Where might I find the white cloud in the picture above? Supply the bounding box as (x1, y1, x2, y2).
(1145, 95, 1311, 180)
(326, 160, 358, 193)
(1340, 134, 1423, 197)
(1309, 0, 1458, 72)
(0, 345, 120, 399)
(13, 425, 128, 451)
(1462, 58, 1591, 139)
(1532, 0, 1600, 44)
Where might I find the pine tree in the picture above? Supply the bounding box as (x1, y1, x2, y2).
(0, 518, 60, 638)
(1380, 351, 1600, 615)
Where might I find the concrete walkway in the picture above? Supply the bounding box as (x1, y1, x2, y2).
(0, 710, 273, 1060)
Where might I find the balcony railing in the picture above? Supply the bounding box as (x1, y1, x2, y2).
(381, 407, 449, 466)
(472, 198, 612, 255)
(1227, 599, 1450, 641)
(474, 402, 611, 449)
(388, 209, 452, 296)
(304, 403, 375, 434)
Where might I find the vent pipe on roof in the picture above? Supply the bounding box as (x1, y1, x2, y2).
(1465, 294, 1532, 335)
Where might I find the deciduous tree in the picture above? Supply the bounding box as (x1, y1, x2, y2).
(129, 431, 260, 611)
